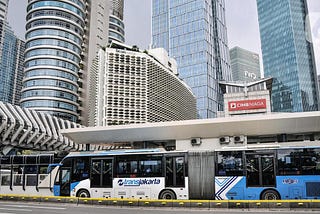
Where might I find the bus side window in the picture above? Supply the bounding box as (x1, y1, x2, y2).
(72, 157, 89, 181)
(216, 151, 243, 176)
(117, 161, 130, 177)
(301, 149, 320, 175)
(1, 168, 11, 186)
(217, 164, 226, 176)
(12, 166, 23, 186)
(116, 156, 162, 178)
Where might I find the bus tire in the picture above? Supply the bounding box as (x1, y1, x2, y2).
(260, 189, 280, 200)
(159, 189, 176, 200)
(77, 189, 90, 198)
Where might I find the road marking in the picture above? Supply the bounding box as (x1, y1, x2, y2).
(1, 205, 66, 210)
(0, 207, 31, 212)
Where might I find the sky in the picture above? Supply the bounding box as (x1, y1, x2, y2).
(7, 0, 320, 74)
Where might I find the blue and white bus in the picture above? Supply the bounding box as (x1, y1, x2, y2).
(52, 149, 191, 199)
(1, 146, 319, 200)
(215, 146, 320, 200)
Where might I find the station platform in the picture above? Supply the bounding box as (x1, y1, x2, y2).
(1, 194, 320, 209)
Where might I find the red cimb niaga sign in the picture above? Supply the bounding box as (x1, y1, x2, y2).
(228, 99, 267, 111)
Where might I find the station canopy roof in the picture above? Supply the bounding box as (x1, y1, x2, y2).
(61, 111, 320, 145)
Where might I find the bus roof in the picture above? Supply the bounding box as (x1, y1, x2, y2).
(65, 148, 182, 158)
(215, 144, 320, 152)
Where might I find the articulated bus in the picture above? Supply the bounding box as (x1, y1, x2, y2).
(0, 147, 320, 200)
(51, 146, 320, 200)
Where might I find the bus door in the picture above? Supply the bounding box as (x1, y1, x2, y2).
(59, 167, 71, 196)
(165, 155, 185, 187)
(245, 152, 276, 187)
(91, 158, 113, 188)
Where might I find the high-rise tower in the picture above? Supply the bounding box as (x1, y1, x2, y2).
(109, 0, 124, 43)
(0, 0, 25, 105)
(79, 0, 110, 125)
(88, 42, 196, 126)
(152, 0, 232, 118)
(230, 46, 261, 82)
(21, 0, 112, 124)
(257, 0, 319, 112)
(21, 0, 87, 122)
(0, 0, 9, 20)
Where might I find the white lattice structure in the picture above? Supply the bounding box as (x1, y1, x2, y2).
(0, 101, 107, 154)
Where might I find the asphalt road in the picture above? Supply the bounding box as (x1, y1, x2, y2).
(0, 201, 319, 214)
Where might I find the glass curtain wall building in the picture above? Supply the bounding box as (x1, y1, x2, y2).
(0, 21, 25, 105)
(152, 0, 232, 119)
(21, 0, 116, 125)
(109, 0, 124, 43)
(21, 0, 86, 122)
(11, 39, 25, 105)
(257, 0, 319, 112)
(230, 46, 260, 82)
(0, 0, 25, 106)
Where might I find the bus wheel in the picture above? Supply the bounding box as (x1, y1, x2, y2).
(261, 189, 280, 200)
(159, 190, 176, 200)
(77, 189, 90, 198)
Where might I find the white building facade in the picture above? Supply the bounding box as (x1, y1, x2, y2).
(89, 42, 197, 126)
(0, 0, 8, 20)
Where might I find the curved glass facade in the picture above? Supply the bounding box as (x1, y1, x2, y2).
(21, 0, 86, 122)
(109, 0, 125, 43)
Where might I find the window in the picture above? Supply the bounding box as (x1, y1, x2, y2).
(216, 151, 244, 176)
(72, 157, 90, 181)
(277, 148, 320, 175)
(115, 155, 162, 178)
(91, 158, 113, 188)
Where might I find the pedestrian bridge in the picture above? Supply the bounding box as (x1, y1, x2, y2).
(0, 101, 105, 155)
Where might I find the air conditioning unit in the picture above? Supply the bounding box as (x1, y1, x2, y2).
(191, 138, 202, 146)
(219, 136, 230, 144)
(234, 135, 245, 143)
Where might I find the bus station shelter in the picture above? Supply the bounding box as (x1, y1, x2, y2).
(61, 111, 320, 151)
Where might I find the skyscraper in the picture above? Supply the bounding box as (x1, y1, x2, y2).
(230, 46, 260, 82)
(79, 0, 110, 125)
(21, 0, 87, 122)
(152, 0, 232, 119)
(0, 0, 25, 105)
(0, 0, 8, 20)
(21, 0, 112, 124)
(318, 74, 320, 94)
(108, 0, 124, 43)
(257, 0, 319, 112)
(88, 42, 196, 126)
